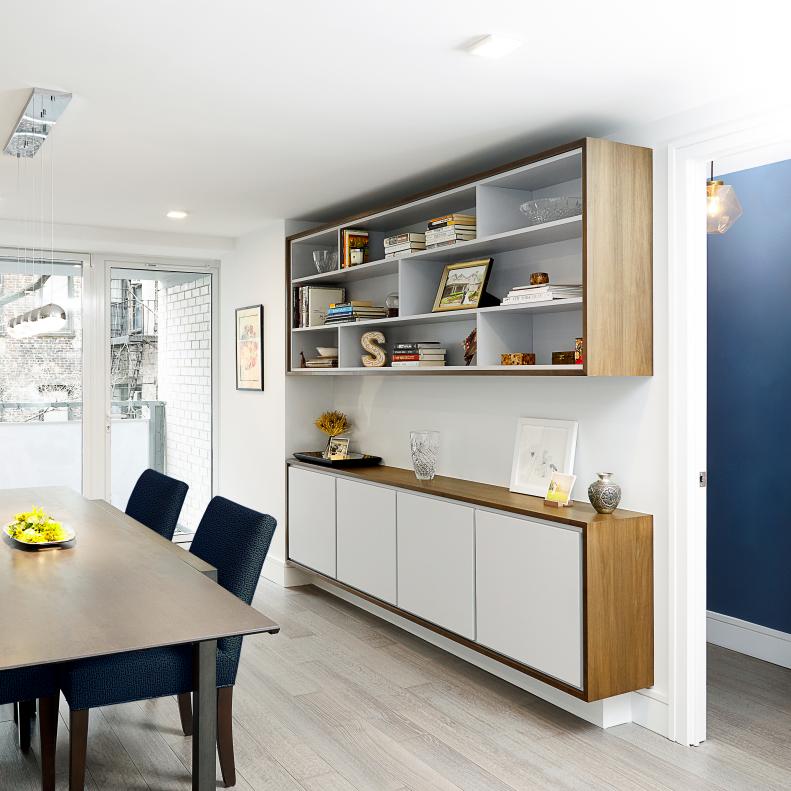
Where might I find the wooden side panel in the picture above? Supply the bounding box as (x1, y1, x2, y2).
(584, 515, 654, 700)
(584, 138, 653, 376)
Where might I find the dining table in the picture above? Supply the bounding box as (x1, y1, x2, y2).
(0, 486, 280, 790)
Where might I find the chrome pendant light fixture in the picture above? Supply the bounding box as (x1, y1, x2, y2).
(4, 88, 72, 339)
(707, 161, 743, 234)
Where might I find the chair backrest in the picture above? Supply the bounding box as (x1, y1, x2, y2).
(189, 496, 277, 666)
(125, 469, 189, 541)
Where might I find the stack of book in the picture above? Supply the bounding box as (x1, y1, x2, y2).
(304, 353, 338, 369)
(294, 286, 346, 327)
(384, 232, 426, 258)
(341, 229, 369, 268)
(391, 342, 447, 368)
(501, 283, 583, 305)
(324, 300, 387, 325)
(425, 213, 476, 249)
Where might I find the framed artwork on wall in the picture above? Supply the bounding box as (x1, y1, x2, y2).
(235, 304, 264, 390)
(509, 417, 578, 497)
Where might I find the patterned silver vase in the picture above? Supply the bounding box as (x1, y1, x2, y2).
(588, 472, 621, 514)
(410, 430, 440, 480)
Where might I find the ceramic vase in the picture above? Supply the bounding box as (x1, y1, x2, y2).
(588, 472, 621, 514)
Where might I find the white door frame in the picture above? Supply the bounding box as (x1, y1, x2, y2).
(666, 107, 791, 746)
(93, 254, 220, 505)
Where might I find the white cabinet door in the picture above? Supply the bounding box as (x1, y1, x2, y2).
(288, 467, 336, 578)
(476, 510, 583, 688)
(336, 478, 397, 604)
(397, 492, 475, 639)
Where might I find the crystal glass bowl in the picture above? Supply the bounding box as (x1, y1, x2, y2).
(313, 250, 338, 273)
(520, 197, 582, 226)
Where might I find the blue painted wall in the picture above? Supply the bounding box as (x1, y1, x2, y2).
(707, 158, 791, 632)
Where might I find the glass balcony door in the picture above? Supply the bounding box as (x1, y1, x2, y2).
(106, 262, 217, 541)
(0, 252, 85, 491)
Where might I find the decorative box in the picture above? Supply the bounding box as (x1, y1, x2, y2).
(575, 337, 584, 365)
(552, 351, 576, 365)
(501, 353, 536, 366)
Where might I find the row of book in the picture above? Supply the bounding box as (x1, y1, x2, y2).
(369, 213, 480, 262)
(501, 283, 583, 305)
(391, 341, 446, 368)
(294, 286, 346, 328)
(324, 300, 387, 325)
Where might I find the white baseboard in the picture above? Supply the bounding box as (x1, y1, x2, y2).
(707, 610, 791, 669)
(310, 576, 634, 730)
(631, 688, 669, 738)
(262, 556, 309, 588)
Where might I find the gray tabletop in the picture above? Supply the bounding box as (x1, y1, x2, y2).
(0, 486, 279, 672)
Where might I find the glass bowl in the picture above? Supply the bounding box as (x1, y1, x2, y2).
(313, 250, 338, 273)
(520, 197, 582, 226)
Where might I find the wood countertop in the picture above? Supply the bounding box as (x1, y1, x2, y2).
(287, 460, 649, 528)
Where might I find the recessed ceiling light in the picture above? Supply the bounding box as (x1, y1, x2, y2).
(166, 210, 188, 220)
(467, 34, 522, 59)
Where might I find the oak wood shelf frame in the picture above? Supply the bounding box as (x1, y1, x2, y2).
(286, 137, 653, 377)
(286, 460, 654, 702)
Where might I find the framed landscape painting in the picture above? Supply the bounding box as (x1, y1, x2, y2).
(432, 258, 493, 312)
(235, 305, 264, 390)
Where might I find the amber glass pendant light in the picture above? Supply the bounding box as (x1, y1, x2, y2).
(707, 161, 743, 234)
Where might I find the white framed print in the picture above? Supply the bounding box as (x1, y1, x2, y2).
(509, 417, 578, 497)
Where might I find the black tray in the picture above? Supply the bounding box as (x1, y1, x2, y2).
(293, 451, 383, 468)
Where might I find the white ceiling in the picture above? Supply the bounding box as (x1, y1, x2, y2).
(0, 1, 786, 238)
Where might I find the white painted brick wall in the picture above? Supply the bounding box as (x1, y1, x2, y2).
(161, 276, 212, 531)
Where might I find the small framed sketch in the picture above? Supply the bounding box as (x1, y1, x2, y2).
(235, 305, 264, 390)
(432, 258, 493, 312)
(545, 472, 576, 506)
(509, 417, 578, 497)
(326, 437, 350, 460)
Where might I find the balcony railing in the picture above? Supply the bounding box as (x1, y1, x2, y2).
(0, 399, 166, 474)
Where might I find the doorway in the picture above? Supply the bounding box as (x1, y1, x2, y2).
(668, 110, 791, 746)
(105, 261, 218, 541)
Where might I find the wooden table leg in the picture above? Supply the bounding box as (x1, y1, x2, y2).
(192, 639, 216, 791)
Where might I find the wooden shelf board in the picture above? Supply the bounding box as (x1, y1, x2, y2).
(286, 459, 649, 528)
(290, 217, 582, 286)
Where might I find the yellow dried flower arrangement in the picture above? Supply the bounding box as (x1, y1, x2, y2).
(315, 410, 350, 438)
(315, 411, 351, 458)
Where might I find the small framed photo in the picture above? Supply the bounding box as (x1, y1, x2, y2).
(509, 417, 578, 497)
(326, 437, 350, 460)
(432, 258, 493, 312)
(235, 305, 264, 390)
(545, 472, 576, 506)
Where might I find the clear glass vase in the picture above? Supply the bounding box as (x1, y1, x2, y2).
(410, 430, 440, 480)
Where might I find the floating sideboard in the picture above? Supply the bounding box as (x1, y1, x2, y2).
(286, 136, 652, 376)
(286, 460, 654, 702)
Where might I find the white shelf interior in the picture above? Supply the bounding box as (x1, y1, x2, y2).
(290, 147, 585, 374)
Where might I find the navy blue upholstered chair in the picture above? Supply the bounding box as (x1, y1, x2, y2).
(125, 468, 188, 540)
(58, 496, 276, 789)
(1, 666, 59, 790)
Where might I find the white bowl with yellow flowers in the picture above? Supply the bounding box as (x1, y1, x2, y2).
(6, 507, 75, 549)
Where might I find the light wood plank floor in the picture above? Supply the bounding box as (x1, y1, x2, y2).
(2, 581, 790, 790)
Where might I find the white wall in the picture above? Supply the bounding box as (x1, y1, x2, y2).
(218, 219, 332, 584)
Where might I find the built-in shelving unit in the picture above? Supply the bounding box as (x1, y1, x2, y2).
(286, 138, 652, 376)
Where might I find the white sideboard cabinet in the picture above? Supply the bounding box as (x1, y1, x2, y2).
(286, 460, 653, 703)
